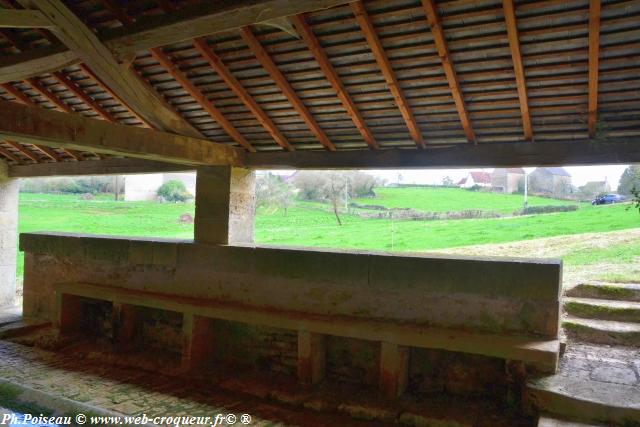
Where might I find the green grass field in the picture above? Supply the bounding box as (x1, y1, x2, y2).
(354, 186, 577, 213)
(15, 188, 640, 280)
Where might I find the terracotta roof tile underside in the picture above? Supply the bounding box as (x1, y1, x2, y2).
(0, 0, 638, 164)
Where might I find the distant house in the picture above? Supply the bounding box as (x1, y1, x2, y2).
(491, 168, 525, 194)
(458, 171, 492, 189)
(579, 178, 611, 199)
(529, 167, 572, 197)
(124, 173, 196, 201)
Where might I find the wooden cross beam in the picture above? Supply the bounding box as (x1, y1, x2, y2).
(0, 100, 244, 166)
(588, 0, 601, 138)
(16, 0, 201, 138)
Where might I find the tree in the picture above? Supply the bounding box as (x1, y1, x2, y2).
(618, 165, 640, 195)
(256, 173, 296, 216)
(157, 180, 192, 202)
(441, 176, 454, 186)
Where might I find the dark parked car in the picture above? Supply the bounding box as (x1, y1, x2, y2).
(592, 194, 626, 205)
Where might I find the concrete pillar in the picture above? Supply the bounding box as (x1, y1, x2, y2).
(194, 166, 255, 245)
(379, 341, 409, 398)
(297, 331, 326, 385)
(0, 161, 18, 307)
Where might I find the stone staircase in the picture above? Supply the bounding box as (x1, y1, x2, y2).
(526, 282, 640, 426)
(564, 282, 640, 346)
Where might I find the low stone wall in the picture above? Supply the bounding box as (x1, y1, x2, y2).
(20, 232, 562, 338)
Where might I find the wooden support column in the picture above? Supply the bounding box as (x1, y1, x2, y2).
(194, 166, 256, 245)
(112, 302, 139, 349)
(297, 330, 326, 385)
(181, 313, 215, 371)
(379, 341, 409, 398)
(0, 160, 18, 307)
(55, 293, 83, 333)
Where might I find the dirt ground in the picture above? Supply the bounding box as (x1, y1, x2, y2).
(437, 229, 640, 290)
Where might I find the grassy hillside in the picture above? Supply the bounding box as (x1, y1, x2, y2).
(354, 186, 580, 213)
(16, 189, 640, 279)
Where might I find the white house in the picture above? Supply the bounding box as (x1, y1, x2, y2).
(457, 171, 492, 189)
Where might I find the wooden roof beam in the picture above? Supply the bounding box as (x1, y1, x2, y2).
(588, 0, 601, 138)
(0, 9, 53, 29)
(292, 13, 378, 150)
(420, 0, 476, 144)
(17, 0, 202, 138)
(0, 100, 244, 166)
(0, 1, 354, 85)
(193, 38, 292, 151)
(350, 1, 424, 148)
(0, 146, 22, 164)
(240, 26, 335, 151)
(5, 140, 39, 162)
(503, 0, 533, 141)
(149, 47, 256, 152)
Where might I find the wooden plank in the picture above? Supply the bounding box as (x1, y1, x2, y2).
(193, 38, 292, 151)
(350, 1, 424, 148)
(9, 158, 194, 178)
(0, 46, 79, 84)
(0, 146, 21, 164)
(0, 100, 244, 166)
(149, 47, 256, 152)
(588, 0, 601, 138)
(16, 0, 201, 138)
(246, 141, 640, 169)
(52, 72, 113, 121)
(292, 13, 378, 150)
(0, 9, 53, 29)
(240, 26, 336, 151)
(420, 0, 476, 144)
(503, 0, 533, 141)
(54, 281, 561, 373)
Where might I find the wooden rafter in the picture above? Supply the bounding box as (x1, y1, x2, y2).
(17, 0, 201, 138)
(193, 38, 293, 151)
(0, 146, 22, 164)
(0, 10, 53, 29)
(149, 47, 256, 152)
(52, 72, 113, 121)
(420, 0, 476, 144)
(240, 26, 336, 151)
(503, 0, 533, 141)
(291, 13, 378, 150)
(588, 0, 601, 138)
(1, 82, 64, 161)
(0, 100, 243, 166)
(5, 140, 39, 162)
(350, 1, 423, 148)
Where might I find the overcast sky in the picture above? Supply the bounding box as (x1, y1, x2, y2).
(368, 165, 631, 189)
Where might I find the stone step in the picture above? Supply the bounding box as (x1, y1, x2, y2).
(537, 415, 606, 427)
(527, 376, 640, 425)
(563, 316, 640, 346)
(566, 282, 640, 302)
(564, 297, 640, 323)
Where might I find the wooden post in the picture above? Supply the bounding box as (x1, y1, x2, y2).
(181, 313, 214, 371)
(379, 341, 409, 398)
(55, 292, 83, 333)
(297, 330, 326, 385)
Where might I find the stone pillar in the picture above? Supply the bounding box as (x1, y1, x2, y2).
(194, 166, 255, 245)
(0, 161, 18, 307)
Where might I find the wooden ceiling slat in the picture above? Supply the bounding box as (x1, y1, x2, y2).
(503, 0, 533, 141)
(149, 46, 256, 152)
(0, 146, 22, 164)
(292, 13, 378, 150)
(350, 1, 424, 148)
(5, 140, 39, 162)
(240, 25, 335, 151)
(193, 38, 292, 151)
(588, 0, 601, 137)
(420, 0, 476, 144)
